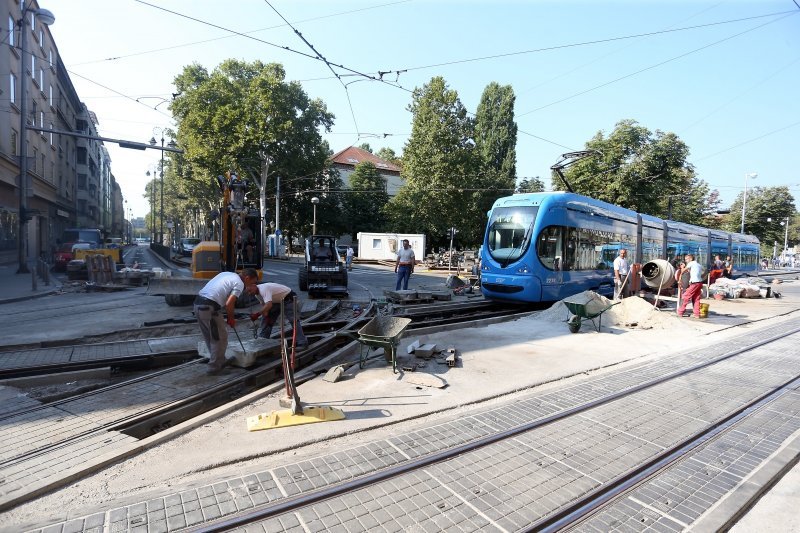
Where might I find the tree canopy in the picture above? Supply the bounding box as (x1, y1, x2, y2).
(388, 77, 518, 248)
(561, 119, 717, 225)
(725, 186, 797, 255)
(168, 59, 339, 242)
(341, 162, 389, 240)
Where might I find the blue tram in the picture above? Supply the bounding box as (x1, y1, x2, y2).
(480, 192, 760, 303)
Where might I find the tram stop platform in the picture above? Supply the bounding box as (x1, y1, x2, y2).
(1, 278, 800, 532)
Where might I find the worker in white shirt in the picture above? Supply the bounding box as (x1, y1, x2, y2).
(394, 239, 416, 290)
(194, 268, 259, 374)
(247, 282, 308, 347)
(613, 248, 630, 300)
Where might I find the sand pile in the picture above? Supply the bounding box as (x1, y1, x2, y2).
(538, 292, 683, 330)
(537, 291, 612, 323)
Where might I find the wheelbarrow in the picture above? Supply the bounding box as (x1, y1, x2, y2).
(563, 295, 618, 333)
(354, 316, 412, 373)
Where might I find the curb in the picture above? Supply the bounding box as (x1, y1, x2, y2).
(0, 286, 61, 306)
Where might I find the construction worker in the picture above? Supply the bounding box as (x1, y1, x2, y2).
(194, 268, 259, 374)
(247, 282, 308, 347)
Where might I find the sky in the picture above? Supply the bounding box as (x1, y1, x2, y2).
(43, 0, 800, 220)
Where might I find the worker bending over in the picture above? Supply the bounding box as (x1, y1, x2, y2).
(248, 282, 308, 347)
(194, 268, 259, 374)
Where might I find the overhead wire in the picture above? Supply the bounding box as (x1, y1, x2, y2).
(517, 11, 799, 117)
(378, 10, 795, 76)
(262, 0, 362, 140)
(71, 0, 413, 66)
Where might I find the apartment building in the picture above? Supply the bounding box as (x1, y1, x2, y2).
(0, 0, 122, 264)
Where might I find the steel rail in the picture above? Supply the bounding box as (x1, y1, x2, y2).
(188, 323, 800, 532)
(533, 376, 800, 532)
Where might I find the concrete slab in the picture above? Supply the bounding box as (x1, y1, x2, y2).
(197, 338, 281, 368)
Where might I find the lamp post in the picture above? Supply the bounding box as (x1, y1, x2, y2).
(311, 197, 319, 235)
(16, 2, 55, 273)
(782, 217, 789, 266)
(740, 172, 757, 234)
(146, 167, 156, 242)
(149, 129, 177, 245)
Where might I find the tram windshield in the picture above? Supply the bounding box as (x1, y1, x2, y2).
(486, 206, 538, 265)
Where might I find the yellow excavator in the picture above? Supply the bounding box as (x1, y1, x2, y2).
(148, 172, 264, 305)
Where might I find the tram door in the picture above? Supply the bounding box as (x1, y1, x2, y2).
(537, 226, 564, 299)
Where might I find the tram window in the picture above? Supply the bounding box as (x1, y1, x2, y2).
(536, 226, 562, 270)
(486, 206, 538, 264)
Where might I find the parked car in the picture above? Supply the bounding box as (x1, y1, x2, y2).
(53, 243, 75, 271)
(179, 238, 201, 257)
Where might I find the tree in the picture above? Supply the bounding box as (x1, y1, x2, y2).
(472, 82, 518, 232)
(474, 82, 517, 185)
(376, 147, 401, 166)
(516, 177, 545, 194)
(170, 59, 337, 248)
(561, 119, 714, 224)
(725, 186, 796, 255)
(358, 143, 373, 153)
(341, 162, 389, 239)
(388, 76, 480, 248)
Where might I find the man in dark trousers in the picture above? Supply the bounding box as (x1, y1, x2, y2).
(194, 268, 259, 374)
(394, 239, 416, 290)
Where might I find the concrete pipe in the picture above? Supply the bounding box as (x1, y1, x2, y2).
(641, 259, 676, 290)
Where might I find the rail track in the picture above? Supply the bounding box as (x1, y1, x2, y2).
(180, 317, 800, 532)
(0, 298, 531, 511)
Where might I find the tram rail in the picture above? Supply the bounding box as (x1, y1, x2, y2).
(185, 319, 800, 532)
(0, 300, 530, 511)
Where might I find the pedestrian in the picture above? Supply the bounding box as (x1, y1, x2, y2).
(676, 253, 703, 318)
(725, 256, 735, 278)
(713, 255, 724, 270)
(395, 238, 416, 291)
(247, 282, 308, 347)
(346, 245, 354, 271)
(613, 248, 630, 300)
(194, 268, 259, 374)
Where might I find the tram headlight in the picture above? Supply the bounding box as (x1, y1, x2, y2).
(515, 263, 531, 274)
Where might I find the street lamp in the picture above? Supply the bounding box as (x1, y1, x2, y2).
(16, 2, 55, 273)
(146, 167, 157, 242)
(740, 172, 757, 234)
(311, 197, 319, 235)
(149, 128, 176, 245)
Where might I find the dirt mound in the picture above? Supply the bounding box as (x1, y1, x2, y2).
(538, 292, 686, 330)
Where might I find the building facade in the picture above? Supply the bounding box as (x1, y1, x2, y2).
(330, 146, 403, 197)
(0, 0, 122, 264)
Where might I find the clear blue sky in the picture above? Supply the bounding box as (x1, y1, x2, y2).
(45, 0, 800, 219)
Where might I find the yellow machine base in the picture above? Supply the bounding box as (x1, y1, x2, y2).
(247, 406, 345, 431)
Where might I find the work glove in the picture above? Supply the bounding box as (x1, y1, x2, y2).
(249, 312, 261, 322)
(614, 279, 621, 287)
(226, 316, 236, 328)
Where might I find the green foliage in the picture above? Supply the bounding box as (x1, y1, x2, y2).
(724, 186, 796, 254)
(375, 147, 401, 166)
(388, 76, 480, 248)
(341, 162, 389, 239)
(169, 59, 337, 243)
(389, 77, 518, 249)
(358, 143, 373, 153)
(561, 119, 716, 224)
(474, 82, 517, 185)
(516, 177, 545, 194)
